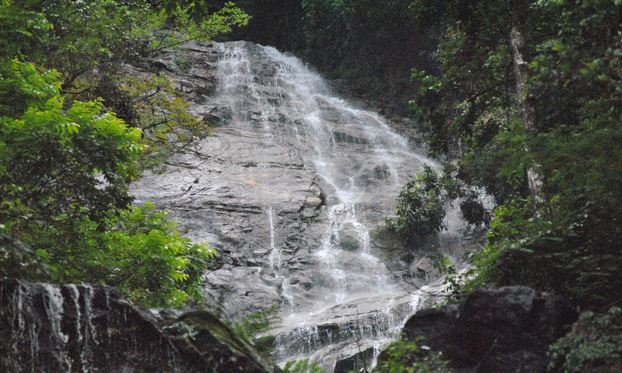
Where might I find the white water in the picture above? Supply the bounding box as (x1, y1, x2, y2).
(212, 41, 463, 371)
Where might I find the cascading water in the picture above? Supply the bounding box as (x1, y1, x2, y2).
(208, 41, 465, 371)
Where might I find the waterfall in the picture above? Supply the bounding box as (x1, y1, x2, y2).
(206, 41, 464, 371)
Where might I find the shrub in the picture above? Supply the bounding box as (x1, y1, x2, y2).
(374, 339, 449, 373)
(386, 166, 446, 244)
(547, 307, 622, 372)
(80, 202, 216, 307)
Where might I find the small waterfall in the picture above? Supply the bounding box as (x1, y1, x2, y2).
(207, 41, 465, 371)
(267, 207, 281, 274)
(266, 207, 294, 306)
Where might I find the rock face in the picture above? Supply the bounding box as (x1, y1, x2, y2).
(394, 286, 576, 372)
(132, 40, 470, 371)
(0, 279, 280, 373)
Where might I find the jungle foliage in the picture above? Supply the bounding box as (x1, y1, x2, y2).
(407, 0, 622, 310)
(382, 2, 622, 368)
(0, 0, 247, 306)
(547, 306, 622, 372)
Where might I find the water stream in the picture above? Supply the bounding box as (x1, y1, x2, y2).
(208, 41, 464, 371)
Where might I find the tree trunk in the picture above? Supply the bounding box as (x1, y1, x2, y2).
(508, 3, 545, 203)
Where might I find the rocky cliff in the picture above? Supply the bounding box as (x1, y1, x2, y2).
(130, 40, 471, 371)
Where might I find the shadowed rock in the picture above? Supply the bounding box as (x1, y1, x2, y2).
(0, 279, 280, 373)
(386, 286, 577, 373)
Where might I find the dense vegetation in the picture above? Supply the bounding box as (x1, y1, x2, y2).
(0, 0, 248, 307)
(385, 0, 622, 370)
(407, 0, 622, 309)
(385, 166, 453, 245)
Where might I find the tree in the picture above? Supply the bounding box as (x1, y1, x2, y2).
(408, 0, 622, 308)
(0, 1, 249, 91)
(0, 60, 214, 307)
(507, 0, 545, 202)
(0, 0, 252, 307)
(0, 60, 142, 230)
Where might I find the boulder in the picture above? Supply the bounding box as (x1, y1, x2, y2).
(394, 286, 576, 372)
(412, 257, 435, 275)
(0, 279, 280, 373)
(334, 347, 375, 373)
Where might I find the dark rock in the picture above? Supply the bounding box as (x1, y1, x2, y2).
(334, 347, 375, 373)
(150, 59, 175, 72)
(0, 279, 280, 372)
(397, 286, 577, 373)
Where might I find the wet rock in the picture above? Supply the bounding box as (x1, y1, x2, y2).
(275, 293, 425, 360)
(300, 195, 324, 219)
(412, 257, 435, 275)
(332, 131, 369, 145)
(288, 272, 314, 290)
(196, 105, 233, 126)
(395, 286, 576, 372)
(0, 279, 280, 373)
(334, 347, 375, 373)
(304, 196, 323, 209)
(337, 222, 360, 251)
(150, 59, 175, 72)
(249, 111, 263, 121)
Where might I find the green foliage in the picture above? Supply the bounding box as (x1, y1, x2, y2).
(374, 338, 449, 373)
(409, 0, 622, 309)
(282, 359, 325, 373)
(0, 234, 49, 280)
(1, 0, 151, 88)
(434, 255, 472, 299)
(80, 202, 215, 307)
(386, 166, 447, 244)
(0, 60, 213, 307)
(149, 1, 250, 51)
(0, 0, 244, 168)
(466, 198, 547, 290)
(0, 59, 60, 117)
(106, 71, 209, 168)
(547, 307, 622, 372)
(0, 60, 143, 231)
(0, 0, 51, 61)
(228, 306, 278, 343)
(0, 0, 250, 308)
(117, 73, 205, 134)
(0, 0, 248, 91)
